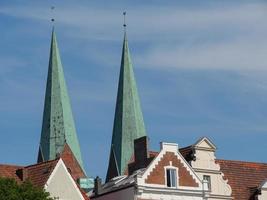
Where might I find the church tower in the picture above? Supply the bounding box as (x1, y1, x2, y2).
(106, 25, 147, 181)
(38, 28, 84, 171)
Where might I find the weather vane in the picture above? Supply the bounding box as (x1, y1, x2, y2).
(51, 6, 55, 23)
(123, 11, 126, 31)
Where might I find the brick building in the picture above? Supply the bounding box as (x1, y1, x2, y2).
(92, 136, 267, 200)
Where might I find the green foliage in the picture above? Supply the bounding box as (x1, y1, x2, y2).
(0, 177, 55, 200)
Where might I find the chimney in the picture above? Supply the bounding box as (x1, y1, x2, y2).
(128, 136, 150, 175)
(134, 136, 149, 165)
(94, 176, 102, 196)
(160, 142, 178, 152)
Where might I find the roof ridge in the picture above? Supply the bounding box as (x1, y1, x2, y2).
(25, 158, 60, 168)
(179, 145, 193, 150)
(217, 159, 267, 165)
(0, 164, 23, 168)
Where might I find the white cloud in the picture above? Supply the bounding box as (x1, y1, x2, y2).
(0, 3, 266, 38)
(135, 36, 267, 70)
(0, 2, 267, 71)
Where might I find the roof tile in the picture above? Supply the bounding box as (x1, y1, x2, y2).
(217, 159, 267, 200)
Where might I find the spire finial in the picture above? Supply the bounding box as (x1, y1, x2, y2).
(51, 6, 55, 23)
(123, 11, 126, 32)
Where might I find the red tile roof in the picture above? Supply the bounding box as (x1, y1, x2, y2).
(217, 159, 267, 200)
(0, 160, 58, 188)
(0, 159, 89, 199)
(0, 144, 86, 188)
(0, 159, 58, 188)
(25, 159, 59, 188)
(0, 164, 23, 183)
(0, 144, 89, 200)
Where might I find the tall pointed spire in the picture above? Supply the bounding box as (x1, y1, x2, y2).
(38, 28, 84, 171)
(106, 22, 146, 181)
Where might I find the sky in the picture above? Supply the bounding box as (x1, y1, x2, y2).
(0, 0, 267, 179)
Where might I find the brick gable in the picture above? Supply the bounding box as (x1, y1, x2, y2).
(145, 152, 199, 187)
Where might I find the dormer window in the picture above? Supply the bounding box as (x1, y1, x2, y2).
(166, 168, 177, 187)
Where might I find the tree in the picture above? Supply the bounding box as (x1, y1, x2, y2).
(0, 177, 55, 200)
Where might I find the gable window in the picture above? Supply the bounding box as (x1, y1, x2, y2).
(166, 168, 177, 187)
(203, 175, 211, 190)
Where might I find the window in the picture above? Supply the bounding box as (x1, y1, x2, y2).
(166, 168, 177, 187)
(203, 175, 211, 190)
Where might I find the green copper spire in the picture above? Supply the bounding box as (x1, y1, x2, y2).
(38, 28, 84, 171)
(106, 31, 146, 181)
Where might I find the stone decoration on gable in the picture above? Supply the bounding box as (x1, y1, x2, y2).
(190, 137, 232, 199)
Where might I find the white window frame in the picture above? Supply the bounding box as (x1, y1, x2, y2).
(203, 175, 211, 191)
(164, 166, 178, 188)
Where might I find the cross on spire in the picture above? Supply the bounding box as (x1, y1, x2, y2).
(51, 6, 55, 23)
(123, 11, 127, 32)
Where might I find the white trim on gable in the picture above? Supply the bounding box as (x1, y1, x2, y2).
(44, 158, 85, 200)
(260, 179, 267, 189)
(44, 159, 60, 189)
(194, 137, 217, 150)
(258, 179, 267, 200)
(139, 142, 202, 190)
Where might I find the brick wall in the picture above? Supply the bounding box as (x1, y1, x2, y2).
(145, 152, 199, 187)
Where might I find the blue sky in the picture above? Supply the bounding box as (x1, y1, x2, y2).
(1, 0, 267, 179)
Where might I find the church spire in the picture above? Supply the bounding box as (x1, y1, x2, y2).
(38, 28, 84, 171)
(106, 19, 147, 181)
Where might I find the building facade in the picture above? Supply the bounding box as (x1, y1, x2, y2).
(92, 136, 267, 200)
